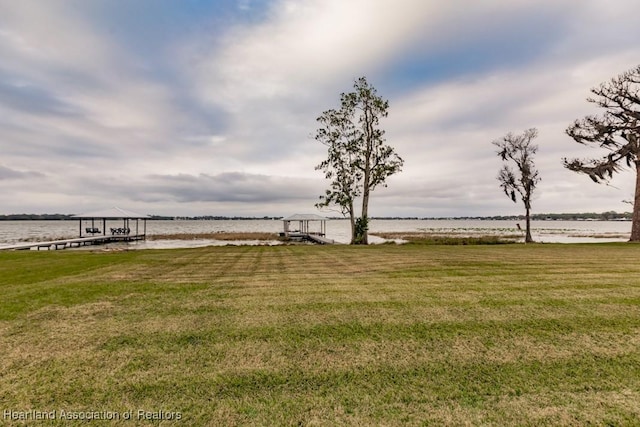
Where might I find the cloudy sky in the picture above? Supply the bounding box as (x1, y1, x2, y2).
(1, 0, 639, 217)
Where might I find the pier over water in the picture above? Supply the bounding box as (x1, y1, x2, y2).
(0, 207, 149, 251)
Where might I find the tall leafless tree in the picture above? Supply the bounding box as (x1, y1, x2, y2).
(564, 64, 640, 241)
(493, 128, 540, 243)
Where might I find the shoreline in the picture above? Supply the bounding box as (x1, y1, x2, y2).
(0, 219, 631, 248)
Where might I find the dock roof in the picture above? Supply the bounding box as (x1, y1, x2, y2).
(72, 207, 150, 219)
(282, 213, 328, 221)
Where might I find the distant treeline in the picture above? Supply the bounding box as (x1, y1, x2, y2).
(0, 214, 282, 221)
(0, 212, 632, 221)
(169, 212, 634, 221)
(419, 211, 632, 221)
(0, 214, 74, 220)
(172, 216, 283, 220)
(0, 214, 170, 220)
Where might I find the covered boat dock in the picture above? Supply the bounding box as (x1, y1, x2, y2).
(0, 207, 149, 251)
(282, 214, 334, 244)
(73, 206, 149, 240)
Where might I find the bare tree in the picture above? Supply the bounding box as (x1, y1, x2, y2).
(493, 128, 540, 243)
(315, 77, 403, 244)
(564, 64, 640, 241)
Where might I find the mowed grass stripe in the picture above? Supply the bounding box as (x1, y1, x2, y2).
(1, 243, 640, 425)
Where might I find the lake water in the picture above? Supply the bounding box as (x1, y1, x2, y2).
(0, 219, 632, 249)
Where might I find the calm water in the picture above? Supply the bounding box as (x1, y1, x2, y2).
(0, 219, 632, 249)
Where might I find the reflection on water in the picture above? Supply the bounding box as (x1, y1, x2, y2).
(0, 219, 631, 248)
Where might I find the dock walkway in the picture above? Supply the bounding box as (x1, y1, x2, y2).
(305, 234, 335, 245)
(285, 232, 336, 245)
(0, 234, 145, 251)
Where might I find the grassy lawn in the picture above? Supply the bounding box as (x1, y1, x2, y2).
(1, 243, 640, 426)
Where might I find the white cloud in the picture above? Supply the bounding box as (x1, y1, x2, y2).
(384, 47, 640, 216)
(194, 0, 431, 105)
(1, 0, 640, 216)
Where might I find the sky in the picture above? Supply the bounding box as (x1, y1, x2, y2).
(1, 0, 640, 217)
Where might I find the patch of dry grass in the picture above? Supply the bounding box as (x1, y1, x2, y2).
(1, 244, 640, 425)
(371, 231, 518, 244)
(148, 232, 280, 241)
(567, 232, 630, 238)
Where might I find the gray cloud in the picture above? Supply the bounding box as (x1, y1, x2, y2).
(1, 1, 640, 216)
(0, 77, 82, 118)
(142, 172, 321, 204)
(0, 165, 45, 180)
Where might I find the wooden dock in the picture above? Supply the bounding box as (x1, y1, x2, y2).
(305, 234, 335, 245)
(285, 233, 336, 245)
(0, 234, 145, 251)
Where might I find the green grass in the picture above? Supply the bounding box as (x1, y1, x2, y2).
(1, 243, 640, 426)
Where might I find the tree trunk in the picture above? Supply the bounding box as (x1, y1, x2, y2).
(525, 204, 533, 243)
(360, 191, 369, 245)
(359, 103, 373, 245)
(349, 202, 356, 245)
(630, 161, 640, 242)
